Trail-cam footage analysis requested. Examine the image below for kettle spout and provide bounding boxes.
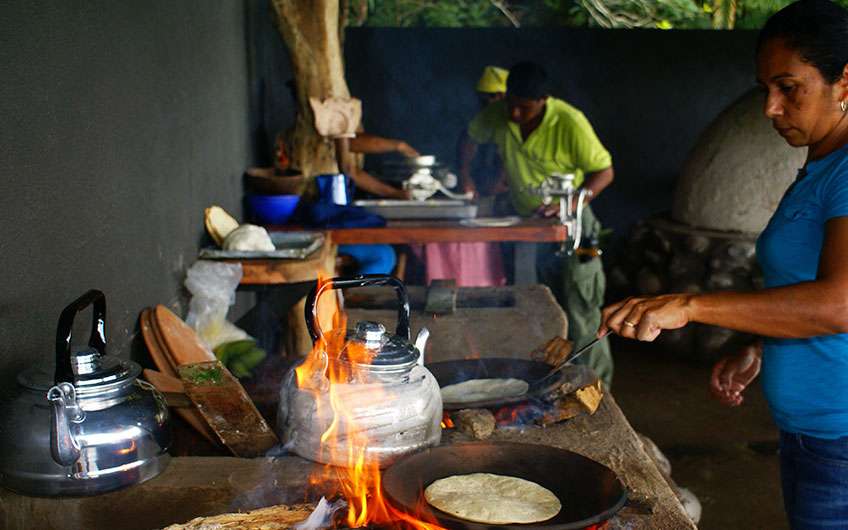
[414,327,430,366]
[47,383,85,467]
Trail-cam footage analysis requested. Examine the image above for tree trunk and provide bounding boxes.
[271,0,350,178]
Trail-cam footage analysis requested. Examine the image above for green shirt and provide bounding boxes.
[468,97,612,216]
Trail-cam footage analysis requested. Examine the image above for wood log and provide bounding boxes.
[454,409,496,440]
[162,503,316,530]
[574,379,604,414]
[271,0,350,178]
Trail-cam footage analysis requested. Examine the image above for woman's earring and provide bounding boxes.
[841,100,847,112]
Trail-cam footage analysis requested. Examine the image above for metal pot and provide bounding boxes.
[277,275,442,467]
[0,290,171,496]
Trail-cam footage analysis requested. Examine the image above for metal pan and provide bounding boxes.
[427,358,595,410]
[382,442,627,529]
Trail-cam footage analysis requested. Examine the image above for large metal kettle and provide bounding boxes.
[277,275,442,467]
[0,290,171,496]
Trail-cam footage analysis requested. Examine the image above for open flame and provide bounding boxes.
[295,276,446,529]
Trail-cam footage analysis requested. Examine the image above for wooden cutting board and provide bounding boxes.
[140,308,177,378]
[178,360,278,457]
[153,305,278,456]
[152,305,216,366]
[140,310,219,445]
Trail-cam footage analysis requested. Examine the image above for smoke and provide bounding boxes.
[293,497,348,530]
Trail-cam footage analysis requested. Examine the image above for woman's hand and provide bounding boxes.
[598,294,694,341]
[709,343,762,407]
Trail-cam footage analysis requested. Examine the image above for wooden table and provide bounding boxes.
[324,218,566,285]
[328,218,566,244]
[0,393,694,530]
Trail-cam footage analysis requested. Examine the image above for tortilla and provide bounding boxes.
[439,378,529,404]
[424,473,561,524]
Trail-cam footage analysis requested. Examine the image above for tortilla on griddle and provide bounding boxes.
[439,378,529,404]
[424,473,561,524]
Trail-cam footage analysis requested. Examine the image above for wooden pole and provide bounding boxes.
[271,0,350,178]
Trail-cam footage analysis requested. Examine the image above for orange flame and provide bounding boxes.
[440,412,454,430]
[297,275,447,529]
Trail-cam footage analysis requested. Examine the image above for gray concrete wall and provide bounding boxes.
[0,2,252,379]
[251,14,759,235]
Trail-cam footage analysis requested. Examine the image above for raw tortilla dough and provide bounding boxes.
[424,473,561,524]
[440,378,529,404]
[223,224,275,251]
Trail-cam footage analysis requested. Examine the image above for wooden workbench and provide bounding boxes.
[0,393,694,530]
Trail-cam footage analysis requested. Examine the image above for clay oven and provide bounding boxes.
[611,89,804,359]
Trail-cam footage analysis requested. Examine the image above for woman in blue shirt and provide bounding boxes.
[600,1,848,527]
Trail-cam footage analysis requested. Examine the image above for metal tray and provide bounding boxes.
[198,231,324,260]
[354,199,478,220]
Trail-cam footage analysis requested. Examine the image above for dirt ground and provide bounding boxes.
[611,339,787,530]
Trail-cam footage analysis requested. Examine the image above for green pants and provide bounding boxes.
[536,206,613,388]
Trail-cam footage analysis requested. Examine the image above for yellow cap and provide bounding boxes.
[476,66,508,94]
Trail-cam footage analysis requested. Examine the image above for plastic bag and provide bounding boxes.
[184,261,251,349]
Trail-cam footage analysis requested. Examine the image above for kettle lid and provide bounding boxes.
[342,321,419,372]
[19,347,140,394]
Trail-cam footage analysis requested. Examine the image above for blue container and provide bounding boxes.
[247,194,300,225]
[315,173,352,205]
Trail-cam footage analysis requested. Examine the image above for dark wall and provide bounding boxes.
[0,2,252,378]
[252,18,759,234]
[345,28,759,232]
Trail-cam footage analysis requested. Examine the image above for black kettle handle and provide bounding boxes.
[305,275,410,346]
[54,290,107,385]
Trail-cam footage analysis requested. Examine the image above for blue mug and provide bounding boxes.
[315,174,352,205]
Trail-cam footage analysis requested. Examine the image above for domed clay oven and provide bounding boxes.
[610,89,804,360]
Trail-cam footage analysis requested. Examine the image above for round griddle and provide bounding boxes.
[428,358,590,410]
[382,442,626,530]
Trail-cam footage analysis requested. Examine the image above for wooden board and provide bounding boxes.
[178,360,279,457]
[153,305,216,366]
[140,309,177,378]
[140,311,219,445]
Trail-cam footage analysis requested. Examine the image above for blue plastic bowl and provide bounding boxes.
[247,194,300,225]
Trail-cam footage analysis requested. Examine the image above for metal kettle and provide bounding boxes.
[0,290,171,496]
[277,275,442,467]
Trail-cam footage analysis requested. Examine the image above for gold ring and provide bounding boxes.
[623,320,636,327]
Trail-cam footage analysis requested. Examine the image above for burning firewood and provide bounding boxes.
[530,336,574,366]
[453,408,496,439]
[574,379,604,414]
[161,503,316,530]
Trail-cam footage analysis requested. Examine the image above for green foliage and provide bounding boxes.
[346,0,848,30]
[348,0,513,27]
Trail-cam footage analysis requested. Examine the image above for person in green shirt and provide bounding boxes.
[459,61,615,387]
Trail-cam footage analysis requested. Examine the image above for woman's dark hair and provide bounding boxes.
[757,0,848,83]
[507,61,550,99]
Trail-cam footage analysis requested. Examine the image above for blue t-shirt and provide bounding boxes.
[757,145,848,438]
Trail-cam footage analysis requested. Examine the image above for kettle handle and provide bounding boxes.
[54,290,107,385]
[305,275,410,346]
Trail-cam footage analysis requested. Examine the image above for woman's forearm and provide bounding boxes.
[690,281,848,338]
